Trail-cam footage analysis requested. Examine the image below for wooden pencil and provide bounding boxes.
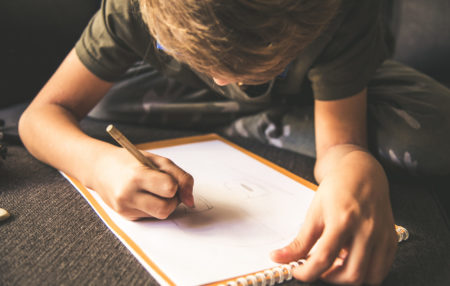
[106,124,158,170]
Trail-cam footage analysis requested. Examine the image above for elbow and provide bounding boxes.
[18,103,43,156]
[18,105,33,148]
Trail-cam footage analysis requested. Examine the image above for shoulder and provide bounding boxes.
[75,0,153,81]
[102,0,142,25]
[307,0,389,100]
[102,0,151,52]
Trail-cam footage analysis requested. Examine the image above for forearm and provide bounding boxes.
[19,103,116,188]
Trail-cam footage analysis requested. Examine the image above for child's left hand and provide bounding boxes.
[271,150,398,285]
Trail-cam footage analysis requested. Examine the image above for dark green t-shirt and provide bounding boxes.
[75,0,388,101]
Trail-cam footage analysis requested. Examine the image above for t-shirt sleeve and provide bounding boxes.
[75,0,152,82]
[308,1,389,101]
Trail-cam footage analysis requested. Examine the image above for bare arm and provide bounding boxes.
[19,49,194,219]
[314,89,368,182]
[19,49,114,184]
[272,89,397,285]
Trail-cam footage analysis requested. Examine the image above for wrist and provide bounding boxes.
[316,150,391,218]
[75,139,119,189]
[314,144,371,182]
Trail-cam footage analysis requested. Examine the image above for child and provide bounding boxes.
[19,0,450,285]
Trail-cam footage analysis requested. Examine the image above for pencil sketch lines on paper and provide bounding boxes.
[168,189,294,247]
[171,194,214,218]
[219,163,296,198]
[224,179,269,199]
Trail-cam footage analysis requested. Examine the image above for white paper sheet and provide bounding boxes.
[62,137,315,286]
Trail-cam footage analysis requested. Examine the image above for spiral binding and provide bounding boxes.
[219,225,409,286]
[219,259,305,286]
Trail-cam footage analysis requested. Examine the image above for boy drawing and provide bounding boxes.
[19,0,450,285]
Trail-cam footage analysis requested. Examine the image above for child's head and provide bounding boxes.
[139,0,339,85]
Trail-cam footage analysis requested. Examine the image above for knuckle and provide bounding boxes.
[129,172,141,186]
[288,238,304,253]
[154,210,171,220]
[314,252,335,268]
[113,206,126,215]
[113,204,132,218]
[153,200,176,219]
[160,178,178,197]
[340,208,359,229]
[158,157,173,166]
[179,172,194,187]
[124,170,142,189]
[111,193,129,214]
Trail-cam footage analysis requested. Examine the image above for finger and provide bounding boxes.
[135,166,179,199]
[292,225,351,282]
[160,163,194,208]
[364,227,397,285]
[321,229,374,285]
[147,154,195,208]
[271,212,323,263]
[132,191,180,219]
[105,193,157,220]
[316,246,350,280]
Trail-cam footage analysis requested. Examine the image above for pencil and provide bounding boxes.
[106,124,158,170]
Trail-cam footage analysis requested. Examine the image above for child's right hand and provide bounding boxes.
[17,48,194,221]
[92,147,194,220]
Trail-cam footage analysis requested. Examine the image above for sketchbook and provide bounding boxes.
[61,134,318,286]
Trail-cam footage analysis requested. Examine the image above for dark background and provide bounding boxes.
[0,0,100,108]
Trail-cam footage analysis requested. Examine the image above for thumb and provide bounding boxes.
[271,216,322,263]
